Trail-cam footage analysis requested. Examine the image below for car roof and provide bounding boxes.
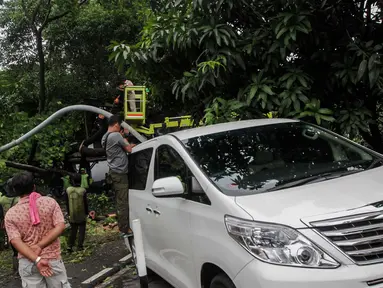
[170,118,298,141]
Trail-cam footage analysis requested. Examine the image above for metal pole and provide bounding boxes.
[132,219,149,288]
[0,105,147,153]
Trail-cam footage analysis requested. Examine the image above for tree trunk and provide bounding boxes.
[28,31,46,164]
[36,31,46,113]
[5,161,80,181]
[27,141,38,165]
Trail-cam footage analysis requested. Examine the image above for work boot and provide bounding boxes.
[119,228,133,238]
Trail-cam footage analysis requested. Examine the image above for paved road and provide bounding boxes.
[116,272,173,288]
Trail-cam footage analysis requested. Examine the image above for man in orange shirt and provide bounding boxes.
[5,172,70,287]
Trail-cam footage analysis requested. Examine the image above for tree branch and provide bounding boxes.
[39,0,52,32]
[5,161,80,181]
[41,0,88,30]
[43,10,70,28]
[78,0,88,6]
[31,0,43,26]
[20,0,27,15]
[20,0,34,31]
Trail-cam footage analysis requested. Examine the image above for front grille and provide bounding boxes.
[311,211,383,265]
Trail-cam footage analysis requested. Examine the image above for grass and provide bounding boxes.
[0,248,13,276]
[61,218,120,264]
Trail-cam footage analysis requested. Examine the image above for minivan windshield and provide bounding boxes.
[182,122,382,196]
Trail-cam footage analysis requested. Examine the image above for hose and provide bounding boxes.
[0,105,147,153]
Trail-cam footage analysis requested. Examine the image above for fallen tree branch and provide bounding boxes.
[5,161,80,180]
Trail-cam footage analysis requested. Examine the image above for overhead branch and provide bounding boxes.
[20,0,27,14]
[41,0,88,30]
[5,161,81,180]
[78,0,88,6]
[31,0,43,26]
[20,0,33,29]
[39,0,52,32]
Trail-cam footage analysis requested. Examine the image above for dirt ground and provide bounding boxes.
[115,273,173,288]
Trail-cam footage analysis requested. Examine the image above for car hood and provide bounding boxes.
[234,167,383,228]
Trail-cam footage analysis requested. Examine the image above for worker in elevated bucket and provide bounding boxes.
[79,78,136,159]
[64,169,90,253]
[113,78,136,113]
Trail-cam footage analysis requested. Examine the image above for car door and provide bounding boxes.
[128,145,157,263]
[146,137,197,288]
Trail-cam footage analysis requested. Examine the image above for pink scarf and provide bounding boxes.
[29,192,41,226]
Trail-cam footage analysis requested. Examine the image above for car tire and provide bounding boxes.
[210,274,236,288]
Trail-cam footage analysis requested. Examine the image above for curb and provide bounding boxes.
[94,266,136,288]
[81,254,132,288]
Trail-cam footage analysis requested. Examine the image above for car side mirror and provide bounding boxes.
[191,177,204,194]
[152,176,185,198]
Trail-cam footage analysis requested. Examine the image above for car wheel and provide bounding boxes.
[210,274,236,288]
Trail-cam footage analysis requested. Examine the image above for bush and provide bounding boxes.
[87,193,114,215]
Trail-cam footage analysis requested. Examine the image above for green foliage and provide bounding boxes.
[104,216,117,225]
[110,0,383,152]
[0,0,147,183]
[87,193,114,215]
[204,98,244,125]
[45,0,146,103]
[0,105,81,169]
[61,218,119,264]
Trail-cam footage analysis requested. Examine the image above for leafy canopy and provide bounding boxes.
[111,0,383,151]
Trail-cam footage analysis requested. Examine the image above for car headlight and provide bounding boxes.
[225,215,339,268]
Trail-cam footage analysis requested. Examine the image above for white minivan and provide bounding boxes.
[128,118,383,288]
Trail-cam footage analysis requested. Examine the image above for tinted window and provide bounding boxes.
[155,145,188,184]
[155,145,211,205]
[182,122,380,196]
[129,148,153,190]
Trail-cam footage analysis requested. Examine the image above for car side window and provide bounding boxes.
[155,145,188,185]
[129,148,154,190]
[155,145,210,205]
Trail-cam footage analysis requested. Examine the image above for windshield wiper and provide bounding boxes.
[266,169,361,192]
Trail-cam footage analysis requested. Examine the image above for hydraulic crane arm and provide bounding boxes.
[0,105,147,154]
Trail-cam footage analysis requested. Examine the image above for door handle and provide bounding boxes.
[146,206,153,213]
[153,209,161,216]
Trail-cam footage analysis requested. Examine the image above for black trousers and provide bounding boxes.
[68,222,86,249]
[11,244,17,256]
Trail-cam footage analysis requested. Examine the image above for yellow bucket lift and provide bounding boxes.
[124,86,147,123]
[124,86,198,136]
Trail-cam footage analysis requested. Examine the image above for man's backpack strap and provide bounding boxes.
[103,132,111,151]
[104,132,127,154]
